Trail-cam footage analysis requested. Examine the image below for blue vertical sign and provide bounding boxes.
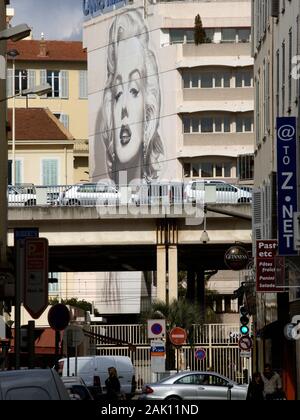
[277,117,298,256]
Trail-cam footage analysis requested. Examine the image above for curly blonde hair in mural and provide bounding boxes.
[99,8,164,183]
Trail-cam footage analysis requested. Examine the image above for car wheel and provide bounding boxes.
[67,199,80,206]
[165,395,182,401]
[25,199,36,207]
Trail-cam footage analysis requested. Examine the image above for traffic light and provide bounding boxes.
[239,306,250,336]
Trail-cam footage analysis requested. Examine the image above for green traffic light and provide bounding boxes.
[240,325,249,335]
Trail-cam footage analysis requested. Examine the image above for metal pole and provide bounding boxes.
[176,347,179,372]
[55,330,60,371]
[15,239,24,369]
[75,342,78,377]
[28,320,35,369]
[12,58,15,185]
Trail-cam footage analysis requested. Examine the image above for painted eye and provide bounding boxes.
[115,91,122,101]
[130,88,139,97]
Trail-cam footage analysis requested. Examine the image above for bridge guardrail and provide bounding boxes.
[7,181,252,208]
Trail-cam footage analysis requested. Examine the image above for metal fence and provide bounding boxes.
[90,324,251,385]
[8,181,252,207]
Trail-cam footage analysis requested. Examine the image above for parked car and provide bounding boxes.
[57,183,120,206]
[58,356,136,399]
[61,376,94,400]
[139,371,249,400]
[8,185,59,207]
[0,369,70,400]
[8,185,36,207]
[185,180,252,205]
[133,182,185,206]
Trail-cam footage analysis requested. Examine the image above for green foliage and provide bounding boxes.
[194,14,208,45]
[49,297,92,313]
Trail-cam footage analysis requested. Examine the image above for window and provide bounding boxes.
[42,159,58,185]
[54,113,69,130]
[8,160,22,185]
[183,161,232,179]
[221,28,236,43]
[236,116,254,132]
[175,375,203,385]
[237,29,251,43]
[49,272,59,293]
[183,71,231,89]
[237,154,254,180]
[236,69,253,88]
[79,70,88,99]
[182,115,232,133]
[42,70,69,98]
[14,70,28,95]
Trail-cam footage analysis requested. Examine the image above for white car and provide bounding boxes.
[7,185,36,207]
[185,180,252,205]
[57,183,120,206]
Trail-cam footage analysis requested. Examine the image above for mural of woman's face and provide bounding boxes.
[113,37,145,166]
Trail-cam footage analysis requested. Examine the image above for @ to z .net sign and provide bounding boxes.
[277,117,298,256]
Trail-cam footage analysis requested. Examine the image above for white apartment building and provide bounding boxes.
[252,0,300,400]
[81,0,254,319]
[84,0,254,186]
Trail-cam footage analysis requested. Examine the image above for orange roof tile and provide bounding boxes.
[7,108,74,141]
[7,40,87,62]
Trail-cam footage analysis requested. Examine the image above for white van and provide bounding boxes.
[59,356,136,398]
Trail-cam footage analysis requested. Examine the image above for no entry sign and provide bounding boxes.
[169,327,187,346]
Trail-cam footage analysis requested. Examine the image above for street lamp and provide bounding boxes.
[0,23,31,41]
[7,49,19,186]
[200,205,210,244]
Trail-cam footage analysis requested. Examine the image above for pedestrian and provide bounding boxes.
[246,372,264,400]
[105,367,122,400]
[261,364,284,400]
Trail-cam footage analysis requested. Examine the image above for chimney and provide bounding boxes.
[38,33,47,57]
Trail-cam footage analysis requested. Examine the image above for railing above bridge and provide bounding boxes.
[8,181,252,208]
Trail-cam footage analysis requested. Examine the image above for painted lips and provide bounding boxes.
[120,125,132,146]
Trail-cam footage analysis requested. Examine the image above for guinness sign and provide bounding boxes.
[224,246,249,271]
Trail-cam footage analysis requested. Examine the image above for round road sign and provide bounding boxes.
[195,348,206,361]
[151,323,163,336]
[169,327,187,346]
[238,336,253,351]
[48,304,70,331]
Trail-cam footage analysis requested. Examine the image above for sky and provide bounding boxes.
[10,0,84,41]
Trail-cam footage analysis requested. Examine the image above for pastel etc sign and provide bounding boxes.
[83,0,127,18]
[277,117,298,256]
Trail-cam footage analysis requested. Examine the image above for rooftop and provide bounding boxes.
[7,40,87,62]
[7,108,74,141]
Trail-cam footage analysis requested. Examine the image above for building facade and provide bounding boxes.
[82,0,254,318]
[6,38,88,184]
[84,0,254,186]
[252,0,300,400]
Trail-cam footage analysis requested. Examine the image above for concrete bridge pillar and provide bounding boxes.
[168,245,178,304]
[157,245,166,303]
[156,244,178,304]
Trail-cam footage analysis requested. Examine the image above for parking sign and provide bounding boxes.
[24,238,49,319]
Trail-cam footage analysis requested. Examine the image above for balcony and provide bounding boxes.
[183,87,254,102]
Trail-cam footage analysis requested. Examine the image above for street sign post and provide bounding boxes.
[147,320,166,339]
[150,339,166,373]
[195,348,206,361]
[169,327,187,346]
[23,238,49,319]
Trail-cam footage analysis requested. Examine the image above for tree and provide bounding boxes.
[49,297,93,313]
[194,14,207,45]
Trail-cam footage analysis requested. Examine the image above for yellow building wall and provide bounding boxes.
[8,143,74,185]
[7,62,88,141]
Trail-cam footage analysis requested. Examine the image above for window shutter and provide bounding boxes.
[28,69,36,98]
[79,70,88,99]
[253,188,262,256]
[6,68,13,98]
[60,70,69,99]
[42,160,58,185]
[60,114,69,130]
[15,160,22,184]
[40,69,47,98]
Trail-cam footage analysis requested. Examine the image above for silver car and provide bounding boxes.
[139,371,248,400]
